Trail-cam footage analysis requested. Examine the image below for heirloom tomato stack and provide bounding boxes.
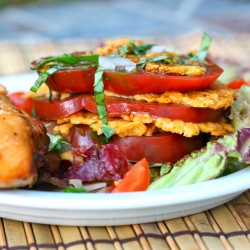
[29,35,236,191]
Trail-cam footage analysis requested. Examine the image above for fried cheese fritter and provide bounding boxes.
[104,84,237,110]
[94,38,144,56]
[54,111,234,138]
[145,62,206,76]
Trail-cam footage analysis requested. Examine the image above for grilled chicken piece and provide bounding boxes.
[0,85,49,188]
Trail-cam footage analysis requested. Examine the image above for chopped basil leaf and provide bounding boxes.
[101,124,115,139]
[64,186,88,193]
[30,65,59,96]
[32,54,99,71]
[47,132,71,152]
[136,55,168,68]
[118,42,132,56]
[191,32,212,61]
[132,43,154,55]
[90,128,109,143]
[94,67,115,140]
[118,40,154,56]
[30,55,99,95]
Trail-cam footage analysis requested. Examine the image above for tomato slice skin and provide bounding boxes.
[227,78,247,89]
[34,94,86,120]
[47,61,223,95]
[68,125,207,164]
[83,95,225,122]
[34,93,225,122]
[8,92,33,115]
[110,133,208,163]
[112,158,150,193]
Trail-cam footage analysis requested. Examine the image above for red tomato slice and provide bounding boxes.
[8,92,33,115]
[34,94,86,120]
[69,125,207,163]
[112,158,150,193]
[227,78,247,89]
[47,61,223,95]
[34,93,225,122]
[110,133,208,163]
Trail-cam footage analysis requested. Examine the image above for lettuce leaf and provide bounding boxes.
[148,128,250,190]
[229,85,250,130]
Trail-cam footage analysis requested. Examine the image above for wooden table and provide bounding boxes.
[0,33,250,250]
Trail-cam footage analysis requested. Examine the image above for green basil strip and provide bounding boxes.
[32,54,99,71]
[118,43,131,56]
[132,43,154,55]
[90,128,109,143]
[193,32,212,61]
[94,67,115,139]
[136,55,168,68]
[118,40,154,56]
[30,66,59,94]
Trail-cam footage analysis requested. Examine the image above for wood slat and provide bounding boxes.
[164,218,199,250]
[157,221,179,250]
[183,216,208,250]
[140,223,170,250]
[31,223,56,250]
[3,219,28,248]
[133,224,152,250]
[205,211,233,250]
[23,222,37,250]
[0,219,7,250]
[210,205,250,249]
[79,226,95,250]
[87,227,115,250]
[189,212,226,250]
[228,193,250,243]
[57,225,85,250]
[106,226,123,250]
[50,225,65,250]
[113,225,143,250]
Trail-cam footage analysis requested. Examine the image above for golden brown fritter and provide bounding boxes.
[94,38,144,56]
[104,83,237,110]
[145,62,206,76]
[54,111,233,138]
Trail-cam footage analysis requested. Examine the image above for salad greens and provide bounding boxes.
[229,85,250,130]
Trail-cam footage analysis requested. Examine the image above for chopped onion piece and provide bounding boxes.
[69,179,108,192]
[99,56,136,72]
[148,45,167,53]
[82,182,108,191]
[69,179,83,188]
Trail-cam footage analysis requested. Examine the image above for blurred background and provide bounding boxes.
[1,0,250,40]
[0,0,250,76]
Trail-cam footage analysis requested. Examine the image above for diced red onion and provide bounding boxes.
[99,56,136,72]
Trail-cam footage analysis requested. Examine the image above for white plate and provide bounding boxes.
[0,73,249,226]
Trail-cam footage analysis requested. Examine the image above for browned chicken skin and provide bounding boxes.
[0,85,49,188]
